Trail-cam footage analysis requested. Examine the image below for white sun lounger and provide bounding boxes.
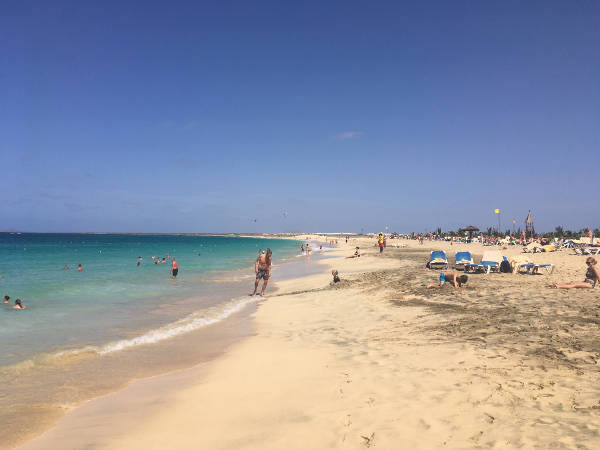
[515,263,555,275]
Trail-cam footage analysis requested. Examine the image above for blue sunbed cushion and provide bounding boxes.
[455,252,472,261]
[430,251,447,261]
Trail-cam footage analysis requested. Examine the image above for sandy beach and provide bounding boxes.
[20,236,600,449]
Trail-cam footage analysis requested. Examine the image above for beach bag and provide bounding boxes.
[500,260,512,273]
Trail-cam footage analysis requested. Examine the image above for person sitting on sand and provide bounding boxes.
[3,295,9,304]
[550,257,599,289]
[427,271,468,289]
[332,270,340,283]
[13,299,25,309]
[346,247,360,258]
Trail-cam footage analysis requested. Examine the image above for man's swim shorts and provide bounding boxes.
[256,269,269,280]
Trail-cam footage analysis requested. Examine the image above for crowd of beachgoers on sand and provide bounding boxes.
[364,229,599,290]
[392,227,598,248]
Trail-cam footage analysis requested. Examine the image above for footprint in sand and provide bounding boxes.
[344,414,352,427]
[419,418,431,430]
[470,430,484,443]
[361,432,375,447]
[341,372,352,384]
[484,413,495,424]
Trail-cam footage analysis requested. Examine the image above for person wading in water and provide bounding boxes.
[253,248,272,296]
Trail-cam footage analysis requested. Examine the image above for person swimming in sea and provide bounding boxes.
[13,299,26,309]
[550,257,599,289]
[3,295,9,304]
[77,264,83,272]
[427,271,468,289]
[64,264,69,270]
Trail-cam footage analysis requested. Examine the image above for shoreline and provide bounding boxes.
[3,239,311,449]
[18,237,600,449]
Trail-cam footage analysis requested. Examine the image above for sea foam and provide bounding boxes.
[98,295,259,354]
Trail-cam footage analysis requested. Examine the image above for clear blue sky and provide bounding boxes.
[2,1,598,233]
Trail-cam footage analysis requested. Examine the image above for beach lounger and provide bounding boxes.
[454,251,473,270]
[479,250,503,273]
[464,263,486,274]
[516,263,555,275]
[428,250,448,269]
[574,248,600,255]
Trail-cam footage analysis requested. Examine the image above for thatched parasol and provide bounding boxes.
[525,210,535,237]
[459,225,480,240]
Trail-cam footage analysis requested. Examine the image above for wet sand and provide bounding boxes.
[20,238,600,449]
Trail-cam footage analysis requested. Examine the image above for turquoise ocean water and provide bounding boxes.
[0,234,301,369]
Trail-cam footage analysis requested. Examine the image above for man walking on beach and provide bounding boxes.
[253,248,272,296]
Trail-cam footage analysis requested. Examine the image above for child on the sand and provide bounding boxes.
[346,247,360,258]
[427,271,468,289]
[332,270,340,283]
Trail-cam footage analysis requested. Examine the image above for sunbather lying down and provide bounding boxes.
[550,257,599,289]
[427,271,468,289]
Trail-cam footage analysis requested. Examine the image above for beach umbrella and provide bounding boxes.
[459,225,479,240]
